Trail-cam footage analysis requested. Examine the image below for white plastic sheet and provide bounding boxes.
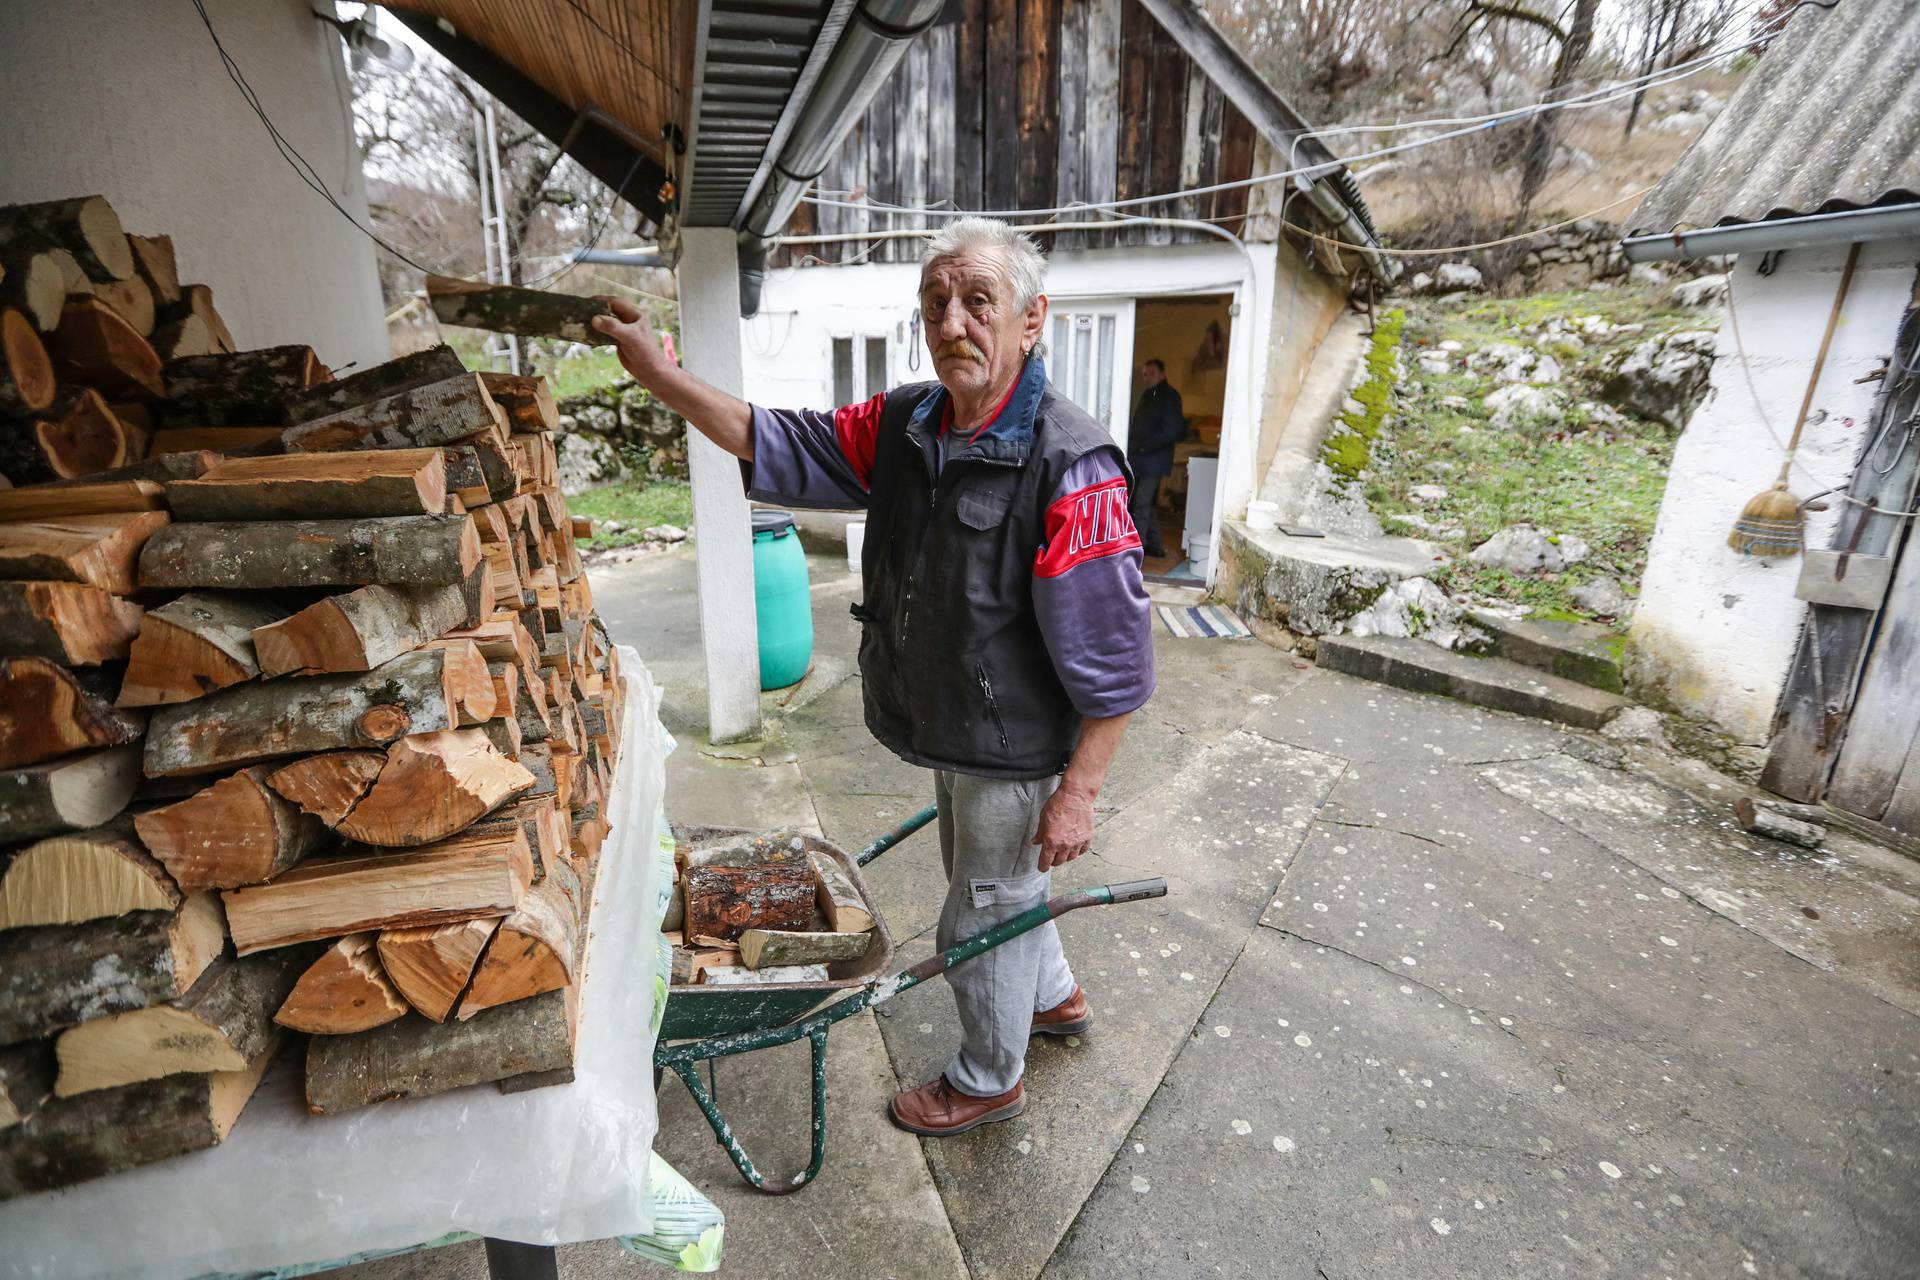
[3,648,672,1279]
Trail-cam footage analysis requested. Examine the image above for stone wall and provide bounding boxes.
[552,380,689,494]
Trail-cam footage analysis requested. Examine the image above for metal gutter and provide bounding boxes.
[1620,203,1920,262]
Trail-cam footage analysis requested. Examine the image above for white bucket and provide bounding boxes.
[1189,533,1217,578]
[845,520,866,573]
[1245,501,1279,532]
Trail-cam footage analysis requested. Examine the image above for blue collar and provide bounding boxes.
[907,356,1048,466]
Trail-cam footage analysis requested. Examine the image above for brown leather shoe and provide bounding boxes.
[888,1075,1025,1136]
[1032,985,1092,1037]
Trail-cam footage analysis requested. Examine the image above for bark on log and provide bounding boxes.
[685,831,812,870]
[0,308,54,414]
[0,581,142,665]
[461,426,519,501]
[265,751,386,826]
[0,746,141,843]
[378,917,498,1023]
[165,447,447,521]
[142,642,491,776]
[737,928,870,969]
[44,298,164,399]
[426,277,613,346]
[0,252,67,333]
[0,893,223,1045]
[811,853,874,934]
[252,576,473,677]
[477,371,559,432]
[1735,795,1827,826]
[0,1038,276,1199]
[701,963,829,986]
[284,345,471,425]
[0,817,182,929]
[683,864,816,942]
[0,510,168,594]
[281,373,506,454]
[1735,801,1826,849]
[220,824,533,954]
[458,876,577,1018]
[170,284,235,353]
[117,590,286,707]
[161,345,329,426]
[335,729,534,847]
[138,512,479,591]
[94,275,154,337]
[134,766,331,892]
[0,656,145,768]
[0,198,134,283]
[53,947,311,1096]
[127,235,181,307]
[0,478,163,521]
[35,389,141,478]
[0,1042,53,1129]
[274,933,407,1034]
[443,444,490,506]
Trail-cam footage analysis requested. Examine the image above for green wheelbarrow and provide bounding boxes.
[655,806,1167,1195]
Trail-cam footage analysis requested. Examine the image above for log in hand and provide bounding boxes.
[591,297,670,382]
[590,296,754,459]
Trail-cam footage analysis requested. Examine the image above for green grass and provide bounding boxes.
[1365,285,1697,620]
[1321,308,1405,484]
[568,480,693,549]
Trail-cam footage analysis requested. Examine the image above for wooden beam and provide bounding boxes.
[0,893,223,1045]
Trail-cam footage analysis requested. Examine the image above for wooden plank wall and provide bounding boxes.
[773,0,1257,267]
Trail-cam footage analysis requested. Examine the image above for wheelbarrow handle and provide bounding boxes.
[1101,877,1170,905]
[855,803,939,866]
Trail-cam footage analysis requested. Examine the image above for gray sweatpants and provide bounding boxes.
[934,769,1078,1097]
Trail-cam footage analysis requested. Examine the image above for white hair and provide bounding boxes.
[919,217,1047,309]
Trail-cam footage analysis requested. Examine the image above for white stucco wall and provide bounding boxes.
[1629,239,1920,743]
[0,0,388,371]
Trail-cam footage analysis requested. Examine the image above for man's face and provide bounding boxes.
[1141,362,1163,388]
[920,250,1047,401]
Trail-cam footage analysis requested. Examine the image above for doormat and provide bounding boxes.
[1157,604,1252,639]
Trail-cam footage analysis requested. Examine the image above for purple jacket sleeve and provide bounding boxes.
[1032,449,1156,718]
[739,399,875,511]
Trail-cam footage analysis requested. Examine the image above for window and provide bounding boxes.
[832,335,890,405]
[1047,308,1125,429]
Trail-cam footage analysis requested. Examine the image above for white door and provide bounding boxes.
[1048,302,1134,450]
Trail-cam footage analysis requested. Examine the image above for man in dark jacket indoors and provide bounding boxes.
[1126,359,1183,557]
[594,218,1154,1137]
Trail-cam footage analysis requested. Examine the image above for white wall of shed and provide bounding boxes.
[0,0,388,371]
[1628,239,1920,744]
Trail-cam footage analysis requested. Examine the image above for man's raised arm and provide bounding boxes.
[593,298,754,460]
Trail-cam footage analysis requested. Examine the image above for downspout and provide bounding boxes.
[734,0,946,316]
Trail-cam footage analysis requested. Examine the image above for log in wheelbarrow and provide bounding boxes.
[655,806,1167,1195]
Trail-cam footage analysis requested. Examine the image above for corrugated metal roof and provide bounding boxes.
[1626,0,1920,238]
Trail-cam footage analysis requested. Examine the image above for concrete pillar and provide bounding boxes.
[676,228,763,744]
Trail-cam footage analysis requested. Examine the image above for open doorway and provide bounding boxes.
[1129,294,1233,581]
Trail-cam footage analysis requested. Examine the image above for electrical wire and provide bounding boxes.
[1286,185,1657,257]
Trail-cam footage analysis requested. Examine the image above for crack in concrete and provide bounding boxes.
[1317,817,1449,848]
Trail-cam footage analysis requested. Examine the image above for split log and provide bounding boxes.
[683,863,816,942]
[0,510,168,594]
[161,284,235,354]
[220,824,533,954]
[661,882,683,933]
[281,372,506,454]
[462,426,519,501]
[0,657,145,768]
[811,853,874,934]
[274,933,407,1034]
[94,275,154,337]
[304,986,572,1115]
[117,591,287,707]
[0,747,141,842]
[32,447,213,489]
[134,766,330,891]
[458,878,578,1018]
[53,947,311,1096]
[0,893,223,1045]
[0,1039,277,1199]
[142,641,493,776]
[138,512,479,591]
[0,308,54,414]
[737,928,870,970]
[164,447,447,520]
[0,478,163,521]
[700,963,829,986]
[146,425,284,454]
[426,277,612,345]
[0,818,181,929]
[252,575,474,677]
[477,371,559,432]
[378,917,498,1023]
[151,313,212,362]
[465,795,565,884]
[685,830,812,870]
[477,715,522,760]
[335,729,534,847]
[162,345,328,425]
[0,1043,53,1129]
[265,750,386,826]
[500,662,551,744]
[50,248,90,296]
[0,251,67,332]
[285,344,468,425]
[127,234,181,306]
[34,389,142,478]
[0,197,134,283]
[1735,799,1826,849]
[0,581,143,664]
[443,444,490,506]
[44,298,164,399]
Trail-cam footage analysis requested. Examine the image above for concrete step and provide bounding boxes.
[1219,521,1448,636]
[1470,612,1627,693]
[1317,633,1630,729]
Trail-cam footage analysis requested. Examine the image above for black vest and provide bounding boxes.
[853,360,1124,780]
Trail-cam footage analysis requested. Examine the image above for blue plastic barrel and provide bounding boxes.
[751,507,813,689]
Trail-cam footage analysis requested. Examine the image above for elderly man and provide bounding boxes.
[594,218,1154,1136]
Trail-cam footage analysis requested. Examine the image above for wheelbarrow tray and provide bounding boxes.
[659,824,897,1042]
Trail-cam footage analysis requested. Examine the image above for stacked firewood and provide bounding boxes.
[0,196,625,1200]
[664,832,876,986]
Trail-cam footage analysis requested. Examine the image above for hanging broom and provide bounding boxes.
[1728,243,1861,556]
